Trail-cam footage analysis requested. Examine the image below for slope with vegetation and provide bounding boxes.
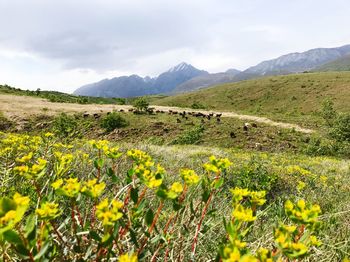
[153,71,350,128]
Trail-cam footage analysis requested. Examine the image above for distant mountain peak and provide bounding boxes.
[167,62,193,72]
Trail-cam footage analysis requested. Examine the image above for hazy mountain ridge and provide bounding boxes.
[74,44,350,97]
[241,44,350,76]
[74,62,208,97]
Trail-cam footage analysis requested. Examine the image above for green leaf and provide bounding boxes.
[0,198,16,216]
[129,229,139,247]
[34,242,50,260]
[15,244,30,258]
[202,189,211,202]
[24,214,36,241]
[3,230,23,245]
[89,231,101,242]
[93,158,104,169]
[130,187,139,204]
[106,167,119,183]
[213,178,224,189]
[145,209,154,226]
[156,189,168,200]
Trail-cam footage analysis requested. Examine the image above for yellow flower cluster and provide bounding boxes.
[274,224,320,259]
[36,202,61,220]
[284,199,321,227]
[89,139,109,151]
[13,157,47,179]
[81,179,106,198]
[127,149,152,163]
[0,193,30,232]
[52,178,81,198]
[119,253,138,262]
[232,204,256,222]
[166,182,184,199]
[203,155,232,174]
[96,198,123,227]
[128,149,165,189]
[180,169,200,186]
[230,187,266,206]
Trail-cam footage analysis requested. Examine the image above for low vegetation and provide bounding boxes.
[153,72,350,128]
[0,132,349,261]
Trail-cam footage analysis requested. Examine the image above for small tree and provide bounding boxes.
[329,113,350,143]
[101,112,128,132]
[133,98,149,113]
[321,99,337,126]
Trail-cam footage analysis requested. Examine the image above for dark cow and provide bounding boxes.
[230,131,236,138]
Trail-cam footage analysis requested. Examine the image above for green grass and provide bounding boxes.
[7,111,316,155]
[152,72,350,128]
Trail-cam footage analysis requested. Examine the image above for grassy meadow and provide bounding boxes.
[0,74,349,261]
[153,72,350,129]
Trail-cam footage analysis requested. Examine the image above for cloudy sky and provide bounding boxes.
[1,0,350,93]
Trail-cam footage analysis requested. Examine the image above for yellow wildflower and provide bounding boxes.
[119,253,138,262]
[36,202,61,220]
[81,179,106,198]
[232,204,256,222]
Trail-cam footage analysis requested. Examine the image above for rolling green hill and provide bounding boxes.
[315,54,350,71]
[153,72,350,126]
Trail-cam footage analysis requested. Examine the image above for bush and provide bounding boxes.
[321,99,337,126]
[101,112,128,132]
[52,113,79,137]
[0,112,13,131]
[191,102,206,109]
[172,125,204,145]
[133,98,149,112]
[329,113,350,143]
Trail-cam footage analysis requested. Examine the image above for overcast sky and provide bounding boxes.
[0,0,350,93]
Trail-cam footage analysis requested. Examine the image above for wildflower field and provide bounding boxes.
[0,131,349,261]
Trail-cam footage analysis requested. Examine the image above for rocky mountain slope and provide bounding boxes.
[74,44,350,97]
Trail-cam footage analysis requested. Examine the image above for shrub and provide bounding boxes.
[100,112,128,132]
[329,113,350,143]
[172,125,204,145]
[0,112,13,131]
[191,102,206,109]
[321,99,337,126]
[52,113,79,137]
[133,97,149,112]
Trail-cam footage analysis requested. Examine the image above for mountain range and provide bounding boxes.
[74,44,350,97]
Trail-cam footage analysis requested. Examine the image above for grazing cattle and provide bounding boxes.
[209,113,214,117]
[207,115,211,120]
[128,108,134,112]
[93,113,101,119]
[252,123,258,128]
[119,109,125,112]
[230,131,236,138]
[216,117,221,123]
[107,112,111,115]
[185,116,188,120]
[255,143,263,150]
[243,123,250,132]
[176,118,181,123]
[216,113,222,118]
[156,110,161,113]
[83,113,89,118]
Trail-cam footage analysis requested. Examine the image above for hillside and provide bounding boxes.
[315,54,350,71]
[171,69,241,94]
[153,72,350,126]
[239,44,350,77]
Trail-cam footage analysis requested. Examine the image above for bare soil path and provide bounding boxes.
[0,94,314,133]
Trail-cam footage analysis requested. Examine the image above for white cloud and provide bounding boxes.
[0,0,350,92]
